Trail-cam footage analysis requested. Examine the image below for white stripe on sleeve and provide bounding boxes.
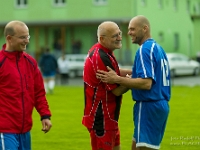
[139,45,147,78]
[150,43,155,79]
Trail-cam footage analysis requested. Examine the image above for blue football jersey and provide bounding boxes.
[131,39,171,101]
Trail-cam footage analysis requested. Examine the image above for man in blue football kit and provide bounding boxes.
[96,15,171,150]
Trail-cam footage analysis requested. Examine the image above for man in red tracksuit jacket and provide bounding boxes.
[0,20,52,150]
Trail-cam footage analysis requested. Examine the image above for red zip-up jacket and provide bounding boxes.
[0,44,51,133]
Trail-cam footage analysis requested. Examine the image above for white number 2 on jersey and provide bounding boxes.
[161,59,170,86]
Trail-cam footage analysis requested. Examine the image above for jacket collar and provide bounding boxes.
[2,44,23,60]
[97,43,113,55]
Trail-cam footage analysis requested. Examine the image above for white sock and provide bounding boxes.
[49,80,55,91]
[44,82,49,93]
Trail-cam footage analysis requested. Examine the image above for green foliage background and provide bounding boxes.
[32,86,200,150]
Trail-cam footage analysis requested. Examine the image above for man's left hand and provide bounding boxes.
[41,119,52,133]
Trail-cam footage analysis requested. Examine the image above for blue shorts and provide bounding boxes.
[0,132,31,150]
[133,100,169,149]
[43,71,56,78]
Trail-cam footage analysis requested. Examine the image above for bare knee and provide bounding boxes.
[113,145,120,150]
[132,140,140,150]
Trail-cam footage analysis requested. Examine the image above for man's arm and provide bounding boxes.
[111,85,129,96]
[97,66,152,90]
[119,68,132,77]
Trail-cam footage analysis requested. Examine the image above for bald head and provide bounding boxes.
[4,21,27,37]
[130,15,150,31]
[4,20,29,52]
[97,21,119,41]
[128,15,151,45]
[97,21,122,51]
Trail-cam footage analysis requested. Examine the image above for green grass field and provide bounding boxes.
[31,85,200,150]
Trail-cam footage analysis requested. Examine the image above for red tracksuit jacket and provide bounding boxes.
[82,43,122,130]
[0,44,51,133]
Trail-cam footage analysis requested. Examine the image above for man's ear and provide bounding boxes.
[99,36,104,42]
[6,35,12,42]
[143,25,148,33]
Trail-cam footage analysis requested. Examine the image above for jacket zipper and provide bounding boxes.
[16,54,25,133]
[25,75,28,89]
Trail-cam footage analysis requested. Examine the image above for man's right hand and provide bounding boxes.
[96,66,119,84]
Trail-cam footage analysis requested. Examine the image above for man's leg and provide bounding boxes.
[44,78,49,93]
[89,129,120,150]
[132,140,139,150]
[132,140,156,150]
[48,77,55,94]
[140,147,156,150]
[113,145,120,150]
[19,132,31,150]
[0,133,18,150]
[96,145,120,150]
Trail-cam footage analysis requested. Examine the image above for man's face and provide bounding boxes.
[101,27,122,51]
[128,19,144,45]
[9,25,30,51]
